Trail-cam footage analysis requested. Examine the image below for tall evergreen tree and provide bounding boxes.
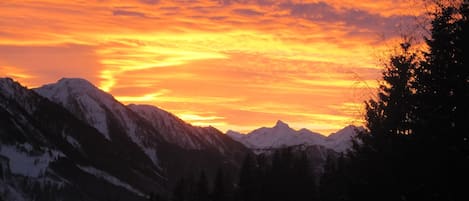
[172,178,186,201]
[344,1,469,201]
[347,39,419,201]
[238,154,258,201]
[212,168,225,201]
[196,171,210,201]
[412,2,469,199]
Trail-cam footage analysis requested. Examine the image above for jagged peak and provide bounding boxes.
[0,77,29,98]
[273,120,290,129]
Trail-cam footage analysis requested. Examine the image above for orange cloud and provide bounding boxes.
[0,0,427,135]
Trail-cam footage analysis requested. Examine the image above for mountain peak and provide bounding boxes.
[0,77,30,99]
[35,77,112,101]
[274,120,289,129]
[0,77,16,90]
[56,77,97,90]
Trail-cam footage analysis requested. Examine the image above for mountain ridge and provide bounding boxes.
[226,120,362,153]
[0,77,249,200]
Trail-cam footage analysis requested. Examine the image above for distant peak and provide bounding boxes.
[226,130,243,135]
[57,78,95,88]
[274,120,289,129]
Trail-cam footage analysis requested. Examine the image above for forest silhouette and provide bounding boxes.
[168,2,469,201]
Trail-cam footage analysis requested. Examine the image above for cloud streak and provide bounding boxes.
[0,0,426,134]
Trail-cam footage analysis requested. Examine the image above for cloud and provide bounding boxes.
[139,0,159,5]
[0,0,427,133]
[112,9,147,18]
[0,44,102,87]
[280,1,420,37]
[233,8,263,16]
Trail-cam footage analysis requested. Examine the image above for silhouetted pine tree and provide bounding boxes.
[212,168,225,201]
[411,2,469,200]
[238,154,258,201]
[347,38,419,201]
[320,154,349,201]
[292,152,315,201]
[343,2,469,201]
[195,171,210,201]
[172,178,185,201]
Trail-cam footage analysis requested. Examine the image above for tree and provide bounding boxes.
[238,154,257,201]
[195,171,210,201]
[412,2,469,200]
[345,1,469,201]
[347,38,419,201]
[172,178,185,201]
[212,168,225,201]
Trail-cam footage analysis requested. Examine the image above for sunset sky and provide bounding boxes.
[0,0,427,134]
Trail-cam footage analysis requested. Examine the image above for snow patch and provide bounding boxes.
[75,94,110,139]
[65,135,82,149]
[0,144,63,177]
[77,165,144,196]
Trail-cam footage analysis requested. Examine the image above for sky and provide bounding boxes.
[0,0,427,134]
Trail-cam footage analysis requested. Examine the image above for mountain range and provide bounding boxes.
[0,77,360,200]
[227,120,362,153]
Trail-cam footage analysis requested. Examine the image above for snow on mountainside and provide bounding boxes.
[325,125,363,152]
[226,120,362,152]
[0,77,164,200]
[35,78,162,165]
[128,104,239,153]
[35,78,119,140]
[33,78,248,188]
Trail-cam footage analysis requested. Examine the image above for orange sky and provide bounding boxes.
[0,0,427,134]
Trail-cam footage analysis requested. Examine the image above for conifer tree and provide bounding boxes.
[172,178,185,201]
[212,168,225,201]
[196,171,210,201]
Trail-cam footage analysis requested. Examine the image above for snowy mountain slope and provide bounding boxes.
[226,120,361,152]
[34,78,249,188]
[0,77,164,200]
[325,125,363,152]
[226,120,326,149]
[35,78,164,166]
[128,104,243,153]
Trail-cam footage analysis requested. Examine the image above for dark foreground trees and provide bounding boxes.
[171,148,316,201]
[321,2,468,201]
[169,2,468,201]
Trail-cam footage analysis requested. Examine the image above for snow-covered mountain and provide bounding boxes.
[1,77,249,200]
[128,104,240,154]
[35,78,247,185]
[226,120,362,153]
[324,125,362,152]
[0,77,164,200]
[35,78,164,165]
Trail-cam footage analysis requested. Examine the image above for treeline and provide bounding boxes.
[169,148,316,201]
[157,1,469,201]
[320,1,469,201]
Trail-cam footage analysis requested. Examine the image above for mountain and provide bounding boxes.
[35,78,166,166]
[0,77,163,200]
[324,125,361,152]
[127,104,242,153]
[34,78,248,187]
[0,77,249,200]
[226,120,362,153]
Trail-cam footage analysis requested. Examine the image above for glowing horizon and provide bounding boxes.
[0,0,427,135]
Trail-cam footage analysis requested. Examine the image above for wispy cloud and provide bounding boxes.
[0,0,426,133]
